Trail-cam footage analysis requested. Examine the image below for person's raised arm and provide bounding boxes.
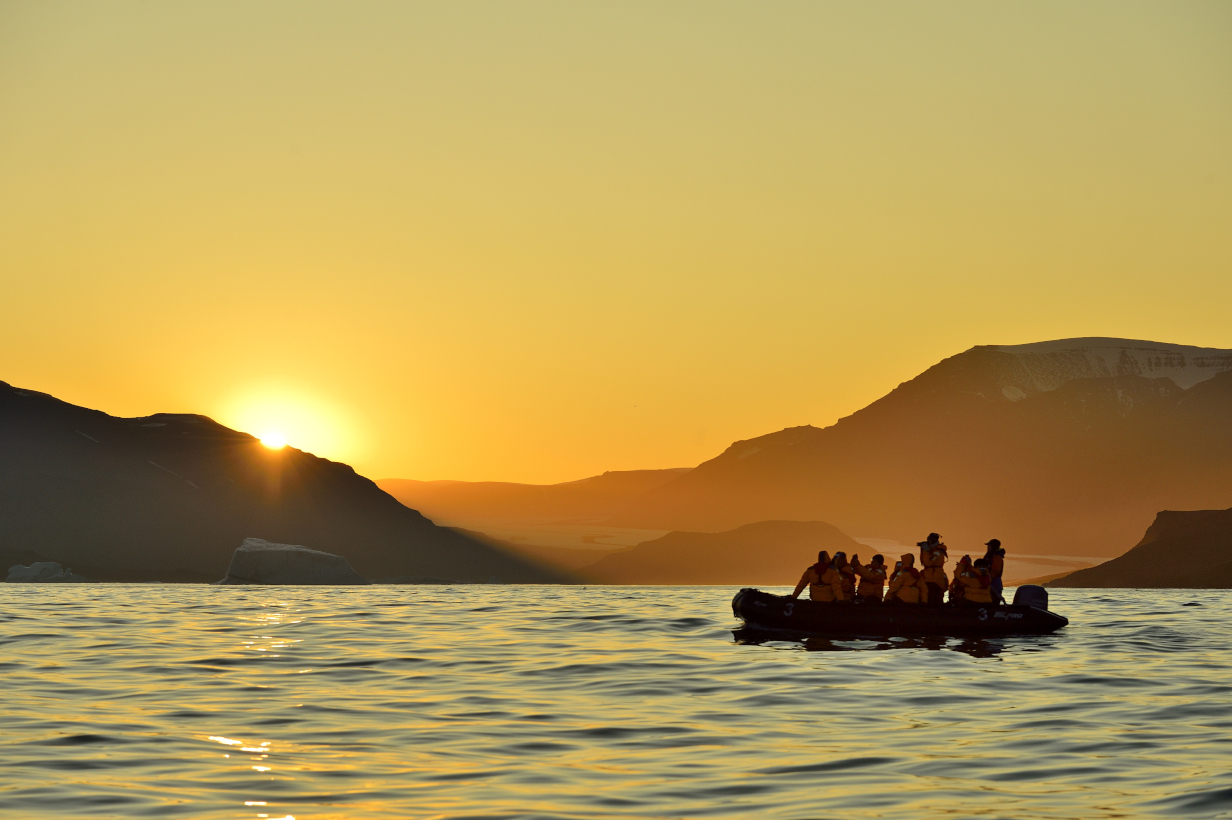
[790,569,810,599]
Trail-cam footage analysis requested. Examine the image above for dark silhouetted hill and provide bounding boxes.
[377,469,691,526]
[0,382,565,583]
[1050,508,1232,587]
[577,520,866,585]
[605,339,1232,558]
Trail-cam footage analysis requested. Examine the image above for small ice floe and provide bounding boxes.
[216,538,369,585]
[6,562,93,583]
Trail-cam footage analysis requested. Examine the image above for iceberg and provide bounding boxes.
[216,538,369,585]
[6,562,92,583]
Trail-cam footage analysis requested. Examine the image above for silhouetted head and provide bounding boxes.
[900,553,915,568]
[817,550,831,565]
[872,554,885,566]
[832,551,847,567]
[974,558,989,570]
[928,532,941,544]
[984,539,1001,553]
[957,554,972,568]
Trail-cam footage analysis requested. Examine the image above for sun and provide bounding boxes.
[220,385,360,462]
[260,432,287,449]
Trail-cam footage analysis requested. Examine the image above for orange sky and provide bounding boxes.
[2,2,1230,483]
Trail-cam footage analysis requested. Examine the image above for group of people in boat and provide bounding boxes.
[789,533,1007,606]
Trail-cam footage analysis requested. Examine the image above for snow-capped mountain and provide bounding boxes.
[991,338,1232,398]
[606,338,1232,558]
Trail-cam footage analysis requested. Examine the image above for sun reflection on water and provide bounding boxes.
[4,586,1232,819]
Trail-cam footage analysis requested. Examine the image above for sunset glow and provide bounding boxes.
[1,3,1229,485]
[260,432,287,450]
[1,5,1230,820]
[221,387,358,462]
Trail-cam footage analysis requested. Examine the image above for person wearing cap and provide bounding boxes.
[917,532,949,606]
[790,550,844,602]
[884,553,927,604]
[983,539,1006,604]
[850,553,888,603]
[957,557,994,604]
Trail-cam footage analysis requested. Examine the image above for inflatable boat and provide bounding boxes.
[731,585,1068,638]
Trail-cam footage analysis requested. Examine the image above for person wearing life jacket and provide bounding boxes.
[948,555,973,604]
[850,553,887,603]
[983,539,1006,604]
[957,557,994,605]
[831,552,857,601]
[790,551,844,602]
[917,532,949,606]
[884,553,927,604]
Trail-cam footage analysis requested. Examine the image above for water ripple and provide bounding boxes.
[1,586,1230,818]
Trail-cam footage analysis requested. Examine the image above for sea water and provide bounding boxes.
[1,585,1230,819]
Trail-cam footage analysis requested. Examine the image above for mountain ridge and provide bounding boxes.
[0,381,564,583]
[575,520,866,585]
[603,339,1232,557]
[377,468,691,526]
[1050,508,1232,587]
[992,338,1232,391]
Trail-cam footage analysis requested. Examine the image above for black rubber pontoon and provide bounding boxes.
[732,587,1068,638]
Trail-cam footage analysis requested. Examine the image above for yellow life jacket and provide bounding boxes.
[854,564,887,598]
[946,556,975,600]
[886,568,923,603]
[959,570,993,604]
[920,544,947,569]
[820,566,849,601]
[807,563,844,602]
[920,543,948,587]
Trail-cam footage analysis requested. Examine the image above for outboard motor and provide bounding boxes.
[1013,584,1049,610]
